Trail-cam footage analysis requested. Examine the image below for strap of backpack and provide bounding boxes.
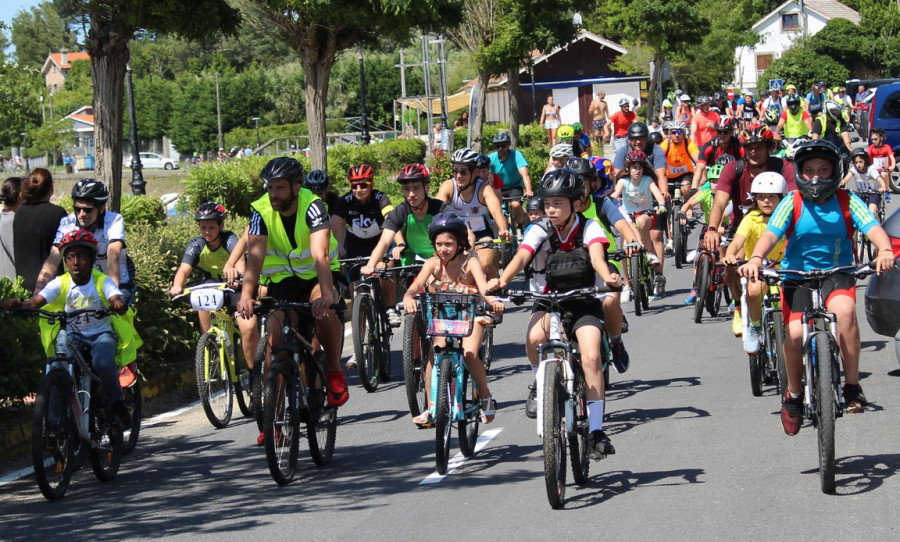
[835,189,857,262]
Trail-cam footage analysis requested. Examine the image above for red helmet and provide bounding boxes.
[716,117,737,132]
[625,150,651,169]
[738,124,774,146]
[397,163,430,184]
[348,163,375,181]
[59,229,99,256]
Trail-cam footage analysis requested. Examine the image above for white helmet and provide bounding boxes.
[824,99,845,121]
[750,171,788,196]
[669,120,688,132]
[550,143,573,158]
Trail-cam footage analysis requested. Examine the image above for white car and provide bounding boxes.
[125,152,179,170]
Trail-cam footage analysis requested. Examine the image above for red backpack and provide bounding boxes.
[783,189,856,262]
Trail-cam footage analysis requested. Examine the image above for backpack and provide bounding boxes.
[535,215,597,291]
[782,189,856,262]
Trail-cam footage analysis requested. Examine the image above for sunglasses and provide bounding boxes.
[670,130,684,135]
[452,168,470,176]
[495,144,508,149]
[74,206,95,214]
[351,181,372,189]
[717,130,731,134]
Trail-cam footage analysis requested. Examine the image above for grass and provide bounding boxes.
[48,168,189,204]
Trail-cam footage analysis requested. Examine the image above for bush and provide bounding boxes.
[0,277,44,407]
[120,194,166,226]
[224,119,348,149]
[183,156,269,217]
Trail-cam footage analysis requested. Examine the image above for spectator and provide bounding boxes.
[609,98,637,152]
[13,168,67,292]
[1,177,23,281]
[855,85,869,108]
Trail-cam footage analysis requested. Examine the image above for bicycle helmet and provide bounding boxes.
[669,120,688,133]
[348,163,375,181]
[567,156,596,180]
[738,124,774,146]
[619,97,630,106]
[662,99,674,108]
[715,153,736,166]
[716,117,737,132]
[625,150,652,170]
[824,99,845,122]
[750,171,788,196]
[649,132,663,145]
[696,95,712,106]
[763,108,780,124]
[850,147,871,165]
[786,95,801,109]
[706,164,724,181]
[557,125,575,140]
[591,156,612,178]
[427,212,469,249]
[397,163,430,184]
[785,84,797,91]
[539,168,585,201]
[260,156,304,185]
[450,147,479,166]
[492,132,511,145]
[475,153,491,169]
[571,122,584,132]
[71,179,110,202]
[194,202,226,222]
[681,94,692,102]
[59,229,99,257]
[305,169,330,193]
[550,143,573,159]
[628,121,650,140]
[525,196,544,213]
[793,139,844,201]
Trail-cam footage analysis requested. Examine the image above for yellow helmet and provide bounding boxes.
[557,124,574,141]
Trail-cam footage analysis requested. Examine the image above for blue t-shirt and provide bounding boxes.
[489,149,529,189]
[612,143,667,171]
[766,190,877,272]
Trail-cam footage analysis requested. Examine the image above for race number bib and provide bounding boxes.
[190,288,225,311]
[669,164,688,176]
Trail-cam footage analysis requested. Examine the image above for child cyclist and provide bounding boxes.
[490,168,622,458]
[525,196,545,225]
[170,202,259,371]
[610,150,667,278]
[402,212,503,426]
[843,148,887,217]
[722,173,787,353]
[740,140,895,434]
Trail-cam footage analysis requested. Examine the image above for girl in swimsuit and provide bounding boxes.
[540,95,562,146]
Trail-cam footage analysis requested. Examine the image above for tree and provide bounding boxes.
[11,2,78,69]
[243,0,461,169]
[859,0,900,77]
[808,18,872,77]
[0,27,9,63]
[447,0,496,152]
[31,118,76,165]
[760,43,850,93]
[55,0,241,211]
[0,62,43,148]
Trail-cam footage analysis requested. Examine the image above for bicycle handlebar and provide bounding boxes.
[760,262,876,283]
[252,297,342,316]
[7,306,115,322]
[506,285,622,306]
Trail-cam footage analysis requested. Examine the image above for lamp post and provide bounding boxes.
[214,72,224,151]
[126,62,145,195]
[252,117,260,149]
[39,94,45,123]
[20,132,29,172]
[358,46,371,145]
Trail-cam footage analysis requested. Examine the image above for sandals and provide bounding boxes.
[413,411,434,428]
[480,396,497,424]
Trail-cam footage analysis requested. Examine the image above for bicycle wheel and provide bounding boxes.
[195,333,233,428]
[709,281,723,317]
[234,355,253,418]
[307,351,337,466]
[434,356,453,475]
[772,311,788,397]
[352,292,380,392]
[543,361,567,509]
[641,259,652,310]
[458,370,480,458]
[89,386,123,482]
[748,353,764,397]
[629,254,642,316]
[673,220,684,269]
[402,312,429,417]
[694,255,711,323]
[263,357,299,485]
[813,333,837,494]
[121,377,142,455]
[32,370,77,501]
[568,369,590,486]
[253,339,268,432]
[480,324,494,371]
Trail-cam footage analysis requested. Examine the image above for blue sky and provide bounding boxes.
[2,0,46,53]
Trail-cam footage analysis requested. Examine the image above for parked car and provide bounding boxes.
[864,207,900,365]
[859,81,900,193]
[124,152,179,170]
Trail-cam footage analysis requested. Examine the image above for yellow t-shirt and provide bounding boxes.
[736,209,785,261]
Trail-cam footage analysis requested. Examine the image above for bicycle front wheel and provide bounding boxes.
[434,356,453,475]
[89,387,123,482]
[195,333,233,428]
[673,220,684,269]
[402,312,429,417]
[307,351,337,466]
[543,361,567,509]
[694,255,711,323]
[480,324,494,371]
[629,254,642,316]
[813,333,837,494]
[263,357,299,485]
[458,370,479,458]
[121,376,142,455]
[253,339,268,432]
[748,353,764,397]
[32,370,77,501]
[772,311,788,397]
[234,355,253,418]
[568,369,590,486]
[352,292,380,392]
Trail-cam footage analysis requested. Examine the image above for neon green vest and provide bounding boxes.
[39,269,142,367]
[783,109,808,138]
[581,197,619,269]
[250,189,339,283]
[198,240,231,280]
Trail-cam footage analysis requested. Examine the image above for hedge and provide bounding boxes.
[0,277,45,408]
[224,119,348,150]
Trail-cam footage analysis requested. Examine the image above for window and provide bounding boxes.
[782,13,799,31]
[756,54,774,73]
[880,91,900,120]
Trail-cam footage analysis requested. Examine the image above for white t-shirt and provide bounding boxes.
[38,274,122,336]
[54,211,129,283]
[520,215,609,292]
[849,164,882,192]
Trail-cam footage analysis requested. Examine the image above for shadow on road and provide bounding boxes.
[605,376,702,402]
[604,405,710,436]
[564,467,706,508]
[797,453,900,495]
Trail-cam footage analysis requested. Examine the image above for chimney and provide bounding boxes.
[60,49,68,66]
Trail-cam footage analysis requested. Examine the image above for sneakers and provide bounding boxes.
[118,362,137,388]
[781,393,803,435]
[621,285,632,303]
[743,325,761,354]
[111,401,132,430]
[525,383,537,419]
[589,430,615,459]
[610,338,629,374]
[654,275,666,297]
[386,308,402,328]
[326,371,349,407]
[684,288,698,305]
[728,300,736,312]
[665,238,674,255]
[843,383,867,413]
[731,309,743,337]
[345,354,357,371]
[257,431,265,446]
[647,253,661,266]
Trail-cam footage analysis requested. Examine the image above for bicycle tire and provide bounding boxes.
[263,357,299,485]
[569,369,590,486]
[694,255,711,323]
[709,281,722,317]
[402,312,429,417]
[673,220,684,269]
[543,361,567,509]
[434,356,453,474]
[773,311,788,397]
[458,370,479,458]
[89,383,123,482]
[630,254,642,316]
[32,370,77,501]
[641,258,652,310]
[234,356,253,418]
[253,339,268,432]
[352,292,380,392]
[195,333,233,428]
[480,324,494,371]
[121,376,142,455]
[749,353,764,397]
[307,351,337,466]
[813,333,837,494]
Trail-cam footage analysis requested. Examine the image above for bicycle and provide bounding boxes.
[740,275,787,397]
[498,196,522,267]
[174,282,252,428]
[253,297,342,485]
[673,213,701,270]
[119,362,142,455]
[668,181,689,268]
[692,235,732,324]
[853,190,886,264]
[625,246,655,316]
[760,263,875,493]
[9,307,125,501]
[507,286,616,509]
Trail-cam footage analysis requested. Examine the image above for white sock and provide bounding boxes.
[588,400,605,432]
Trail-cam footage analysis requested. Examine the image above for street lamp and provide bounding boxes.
[214,72,224,150]
[252,117,260,149]
[20,132,29,172]
[126,61,146,195]
[358,46,371,145]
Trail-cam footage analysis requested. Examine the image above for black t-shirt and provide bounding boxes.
[382,199,446,233]
[13,200,67,292]
[698,138,743,165]
[248,200,330,248]
[333,190,391,257]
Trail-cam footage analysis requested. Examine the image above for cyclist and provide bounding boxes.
[691,96,720,148]
[736,89,757,128]
[236,157,348,430]
[571,122,592,157]
[675,94,693,125]
[35,180,135,306]
[490,168,622,457]
[609,98,636,151]
[867,129,895,192]
[305,169,341,212]
[843,148,888,217]
[545,142,573,174]
[775,94,812,141]
[761,88,783,131]
[525,196,544,223]
[690,118,742,193]
[170,202,260,369]
[811,100,853,155]
[805,82,826,118]
[489,132,532,236]
[611,150,667,282]
[661,120,699,202]
[722,173,787,354]
[659,98,675,125]
[402,212,503,426]
[739,140,895,432]
[4,230,137,429]
[475,153,503,196]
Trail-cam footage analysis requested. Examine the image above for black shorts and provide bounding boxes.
[780,274,856,323]
[501,187,524,200]
[473,226,495,241]
[859,192,882,207]
[532,298,605,336]
[266,272,348,310]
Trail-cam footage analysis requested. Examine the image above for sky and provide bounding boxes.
[1,0,46,53]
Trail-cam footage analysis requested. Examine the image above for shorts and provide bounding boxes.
[859,191,882,207]
[501,187,524,200]
[473,226,495,241]
[613,137,628,152]
[780,274,856,323]
[545,119,561,130]
[266,272,348,311]
[593,120,607,133]
[533,298,605,336]
[119,282,136,307]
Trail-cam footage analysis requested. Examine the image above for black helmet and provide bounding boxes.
[305,169,330,193]
[793,139,844,201]
[475,153,491,169]
[539,168,585,200]
[850,147,870,165]
[71,179,110,202]
[627,122,649,139]
[427,212,470,250]
[525,196,544,213]
[492,132,511,145]
[649,132,663,145]
[260,156,304,185]
[567,156,596,180]
[786,95,801,108]
[194,202,226,222]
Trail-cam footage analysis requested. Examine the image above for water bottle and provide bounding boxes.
[885,193,892,203]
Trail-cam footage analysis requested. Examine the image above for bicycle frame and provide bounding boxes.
[800,287,842,416]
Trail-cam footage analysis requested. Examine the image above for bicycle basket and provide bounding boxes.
[420,292,478,337]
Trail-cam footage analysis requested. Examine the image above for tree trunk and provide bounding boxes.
[507,67,520,149]
[299,45,338,171]
[648,52,665,123]
[470,70,489,152]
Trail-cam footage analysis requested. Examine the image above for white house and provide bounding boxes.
[733,0,860,91]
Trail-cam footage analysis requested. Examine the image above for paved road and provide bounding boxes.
[2,233,899,540]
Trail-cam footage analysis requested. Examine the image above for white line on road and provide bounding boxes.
[418,428,503,485]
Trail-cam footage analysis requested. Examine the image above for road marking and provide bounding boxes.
[418,428,503,485]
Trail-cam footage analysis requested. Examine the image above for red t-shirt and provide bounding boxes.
[715,157,797,225]
[868,143,894,170]
[489,172,503,191]
[610,111,636,138]
[692,110,720,148]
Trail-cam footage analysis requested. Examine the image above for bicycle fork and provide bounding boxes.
[802,312,843,419]
[536,313,574,438]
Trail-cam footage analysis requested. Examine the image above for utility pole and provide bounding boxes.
[214,72,223,150]
[126,61,145,195]
[252,117,260,149]
[422,33,435,153]
[358,46,371,145]
[399,49,408,136]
